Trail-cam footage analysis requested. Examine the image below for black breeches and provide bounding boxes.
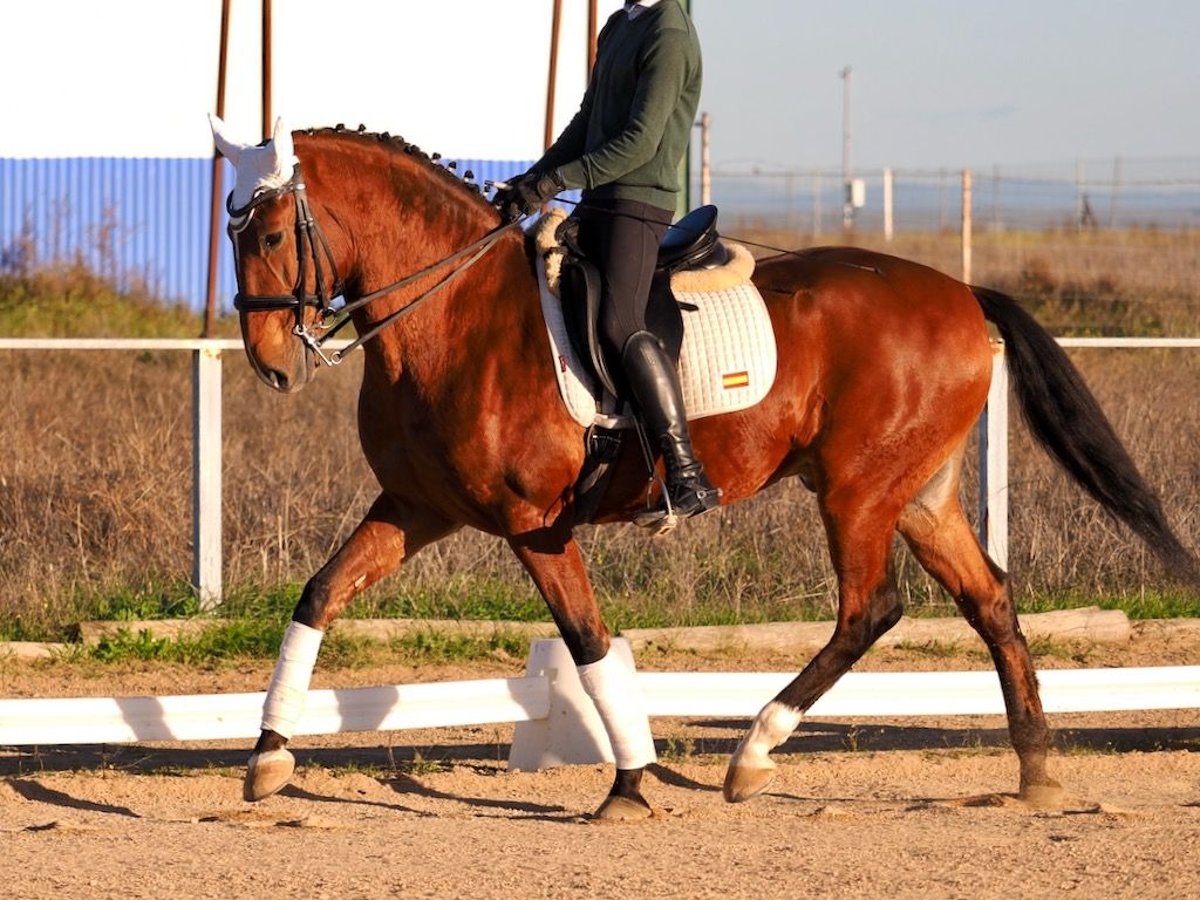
[574,197,673,355]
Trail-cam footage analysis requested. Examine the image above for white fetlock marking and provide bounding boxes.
[261,621,324,739]
[730,700,802,769]
[577,650,657,770]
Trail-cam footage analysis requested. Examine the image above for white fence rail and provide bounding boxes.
[3,337,1197,605]
[2,639,1198,769]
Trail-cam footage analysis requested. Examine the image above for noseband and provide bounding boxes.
[227,162,520,366]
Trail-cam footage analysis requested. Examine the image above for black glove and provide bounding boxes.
[494,169,566,222]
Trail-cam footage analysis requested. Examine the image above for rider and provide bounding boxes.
[496,0,718,524]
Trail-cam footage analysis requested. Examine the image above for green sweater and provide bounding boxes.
[536,1,702,211]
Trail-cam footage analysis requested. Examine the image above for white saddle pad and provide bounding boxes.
[535,253,778,430]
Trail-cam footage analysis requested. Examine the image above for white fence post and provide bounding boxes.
[193,344,223,609]
[882,166,894,241]
[978,341,1009,569]
[961,168,973,284]
[508,638,639,771]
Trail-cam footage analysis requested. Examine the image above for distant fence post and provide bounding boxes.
[961,168,973,284]
[193,345,223,609]
[882,166,894,241]
[978,342,1009,569]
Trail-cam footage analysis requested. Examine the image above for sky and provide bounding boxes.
[1,0,1197,171]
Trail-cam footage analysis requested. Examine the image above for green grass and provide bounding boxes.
[1017,588,1200,620]
[33,583,1189,667]
[0,257,237,338]
[76,618,532,666]
[86,621,373,667]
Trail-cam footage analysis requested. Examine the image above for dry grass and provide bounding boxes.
[1,230,1197,639]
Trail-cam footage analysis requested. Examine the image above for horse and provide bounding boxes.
[210,116,1198,820]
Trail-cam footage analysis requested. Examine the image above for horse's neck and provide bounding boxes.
[303,135,524,377]
[366,235,534,360]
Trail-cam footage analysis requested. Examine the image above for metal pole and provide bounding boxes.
[1108,154,1122,229]
[677,0,692,217]
[1074,159,1085,233]
[587,0,598,75]
[545,0,563,150]
[699,112,711,206]
[840,65,853,232]
[262,0,273,139]
[203,0,230,338]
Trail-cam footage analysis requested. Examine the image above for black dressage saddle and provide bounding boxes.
[556,204,729,401]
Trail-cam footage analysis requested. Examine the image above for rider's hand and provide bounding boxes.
[494,169,565,222]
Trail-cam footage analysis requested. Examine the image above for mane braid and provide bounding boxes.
[305,125,497,213]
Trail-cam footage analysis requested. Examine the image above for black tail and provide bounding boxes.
[973,286,1198,584]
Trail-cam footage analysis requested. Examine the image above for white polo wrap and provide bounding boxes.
[577,650,657,770]
[261,621,324,739]
[730,700,802,769]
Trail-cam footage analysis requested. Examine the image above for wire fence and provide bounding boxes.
[706,156,1200,235]
[1,153,1197,314]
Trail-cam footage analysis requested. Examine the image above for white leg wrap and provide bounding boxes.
[730,700,802,769]
[577,650,657,770]
[261,621,324,739]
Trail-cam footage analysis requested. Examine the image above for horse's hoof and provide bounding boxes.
[592,794,653,821]
[1019,780,1066,809]
[723,764,776,803]
[243,747,295,802]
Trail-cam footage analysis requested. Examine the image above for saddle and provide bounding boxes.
[533,204,772,524]
[554,205,730,400]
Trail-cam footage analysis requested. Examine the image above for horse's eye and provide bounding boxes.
[263,231,285,250]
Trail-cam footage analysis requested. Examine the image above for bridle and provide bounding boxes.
[228,163,520,366]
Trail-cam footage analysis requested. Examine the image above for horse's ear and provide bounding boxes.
[209,113,244,165]
[271,117,295,169]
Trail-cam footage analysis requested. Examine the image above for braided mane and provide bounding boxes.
[300,124,499,213]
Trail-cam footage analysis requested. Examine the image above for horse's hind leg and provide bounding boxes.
[244,493,456,802]
[897,452,1063,806]
[724,487,905,802]
[508,525,656,821]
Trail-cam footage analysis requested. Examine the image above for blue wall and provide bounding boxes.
[0,156,529,312]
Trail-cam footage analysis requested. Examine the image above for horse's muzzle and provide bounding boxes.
[245,340,316,394]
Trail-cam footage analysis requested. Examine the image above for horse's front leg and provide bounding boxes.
[245,494,455,801]
[509,527,657,821]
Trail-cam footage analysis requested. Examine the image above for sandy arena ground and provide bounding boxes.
[2,630,1198,899]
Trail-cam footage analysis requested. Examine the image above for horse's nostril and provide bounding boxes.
[265,368,288,391]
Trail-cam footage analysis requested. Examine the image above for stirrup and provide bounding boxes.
[633,475,720,536]
[633,504,680,537]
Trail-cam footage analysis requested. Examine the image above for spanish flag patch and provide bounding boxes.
[722,371,750,389]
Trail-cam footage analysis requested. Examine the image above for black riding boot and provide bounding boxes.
[621,331,720,527]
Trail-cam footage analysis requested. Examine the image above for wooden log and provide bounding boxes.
[0,641,68,660]
[75,609,1130,652]
[331,619,560,642]
[77,617,559,647]
[78,618,228,645]
[621,607,1131,654]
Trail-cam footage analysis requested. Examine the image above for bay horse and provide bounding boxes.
[210,117,1197,820]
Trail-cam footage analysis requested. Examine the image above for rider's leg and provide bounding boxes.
[580,198,718,522]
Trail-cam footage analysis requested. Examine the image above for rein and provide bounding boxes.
[229,164,520,366]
